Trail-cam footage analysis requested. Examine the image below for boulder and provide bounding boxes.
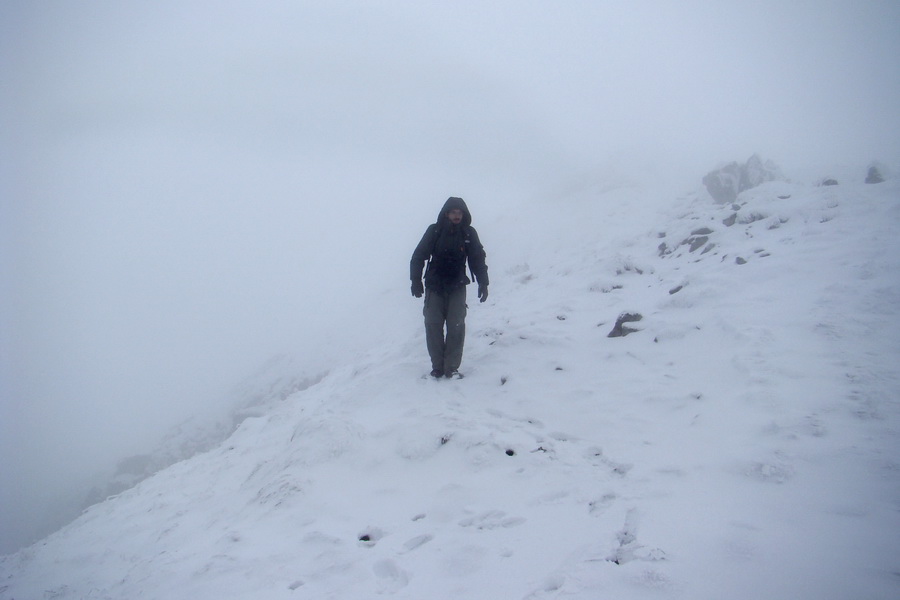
[702,154,784,203]
[865,165,884,184]
[740,154,782,191]
[702,162,742,204]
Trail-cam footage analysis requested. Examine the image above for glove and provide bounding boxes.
[411,279,424,298]
[477,284,488,303]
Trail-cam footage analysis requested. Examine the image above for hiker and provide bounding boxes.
[410,197,489,378]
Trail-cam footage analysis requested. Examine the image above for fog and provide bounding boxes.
[2,0,898,554]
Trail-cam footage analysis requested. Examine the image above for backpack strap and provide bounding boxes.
[426,224,440,271]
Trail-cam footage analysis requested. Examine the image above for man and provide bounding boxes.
[410,197,489,378]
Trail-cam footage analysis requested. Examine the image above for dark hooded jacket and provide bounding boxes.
[410,197,489,293]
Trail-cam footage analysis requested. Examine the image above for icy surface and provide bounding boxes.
[2,176,899,599]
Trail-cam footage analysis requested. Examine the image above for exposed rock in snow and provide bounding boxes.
[702,154,785,203]
[865,164,885,184]
[607,312,644,337]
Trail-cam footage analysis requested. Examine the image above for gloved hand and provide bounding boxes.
[477,284,488,303]
[411,279,424,298]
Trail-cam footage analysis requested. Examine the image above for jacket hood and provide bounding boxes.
[437,196,472,226]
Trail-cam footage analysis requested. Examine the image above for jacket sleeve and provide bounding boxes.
[410,225,436,281]
[466,227,489,286]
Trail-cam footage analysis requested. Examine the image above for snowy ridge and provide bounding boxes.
[77,355,327,514]
[2,177,899,599]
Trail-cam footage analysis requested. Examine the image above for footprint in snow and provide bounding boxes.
[522,574,566,599]
[584,446,633,476]
[458,509,526,530]
[588,492,617,515]
[606,508,666,565]
[401,533,434,553]
[373,559,409,593]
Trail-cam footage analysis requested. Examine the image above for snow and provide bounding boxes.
[2,172,899,599]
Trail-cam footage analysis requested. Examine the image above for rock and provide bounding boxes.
[679,232,710,253]
[702,154,784,203]
[702,162,742,203]
[608,312,643,338]
[740,154,783,191]
[821,178,839,186]
[865,165,884,184]
[688,235,709,252]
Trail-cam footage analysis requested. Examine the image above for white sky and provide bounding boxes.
[1,0,899,552]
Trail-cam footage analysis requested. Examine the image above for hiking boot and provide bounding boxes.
[444,369,463,379]
[430,368,444,378]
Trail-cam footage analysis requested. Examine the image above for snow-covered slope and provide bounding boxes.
[2,174,898,599]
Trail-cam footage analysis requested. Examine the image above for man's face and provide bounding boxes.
[447,208,463,224]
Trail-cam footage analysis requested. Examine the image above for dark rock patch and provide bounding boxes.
[608,312,643,338]
[866,166,884,184]
[687,235,709,252]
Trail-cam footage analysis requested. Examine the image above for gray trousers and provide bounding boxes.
[423,286,467,372]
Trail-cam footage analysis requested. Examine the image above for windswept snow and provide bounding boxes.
[2,174,899,599]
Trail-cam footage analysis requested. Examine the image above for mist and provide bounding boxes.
[2,0,899,554]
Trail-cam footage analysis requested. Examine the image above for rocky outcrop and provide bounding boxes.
[702,154,784,203]
[866,165,884,184]
[702,162,742,204]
